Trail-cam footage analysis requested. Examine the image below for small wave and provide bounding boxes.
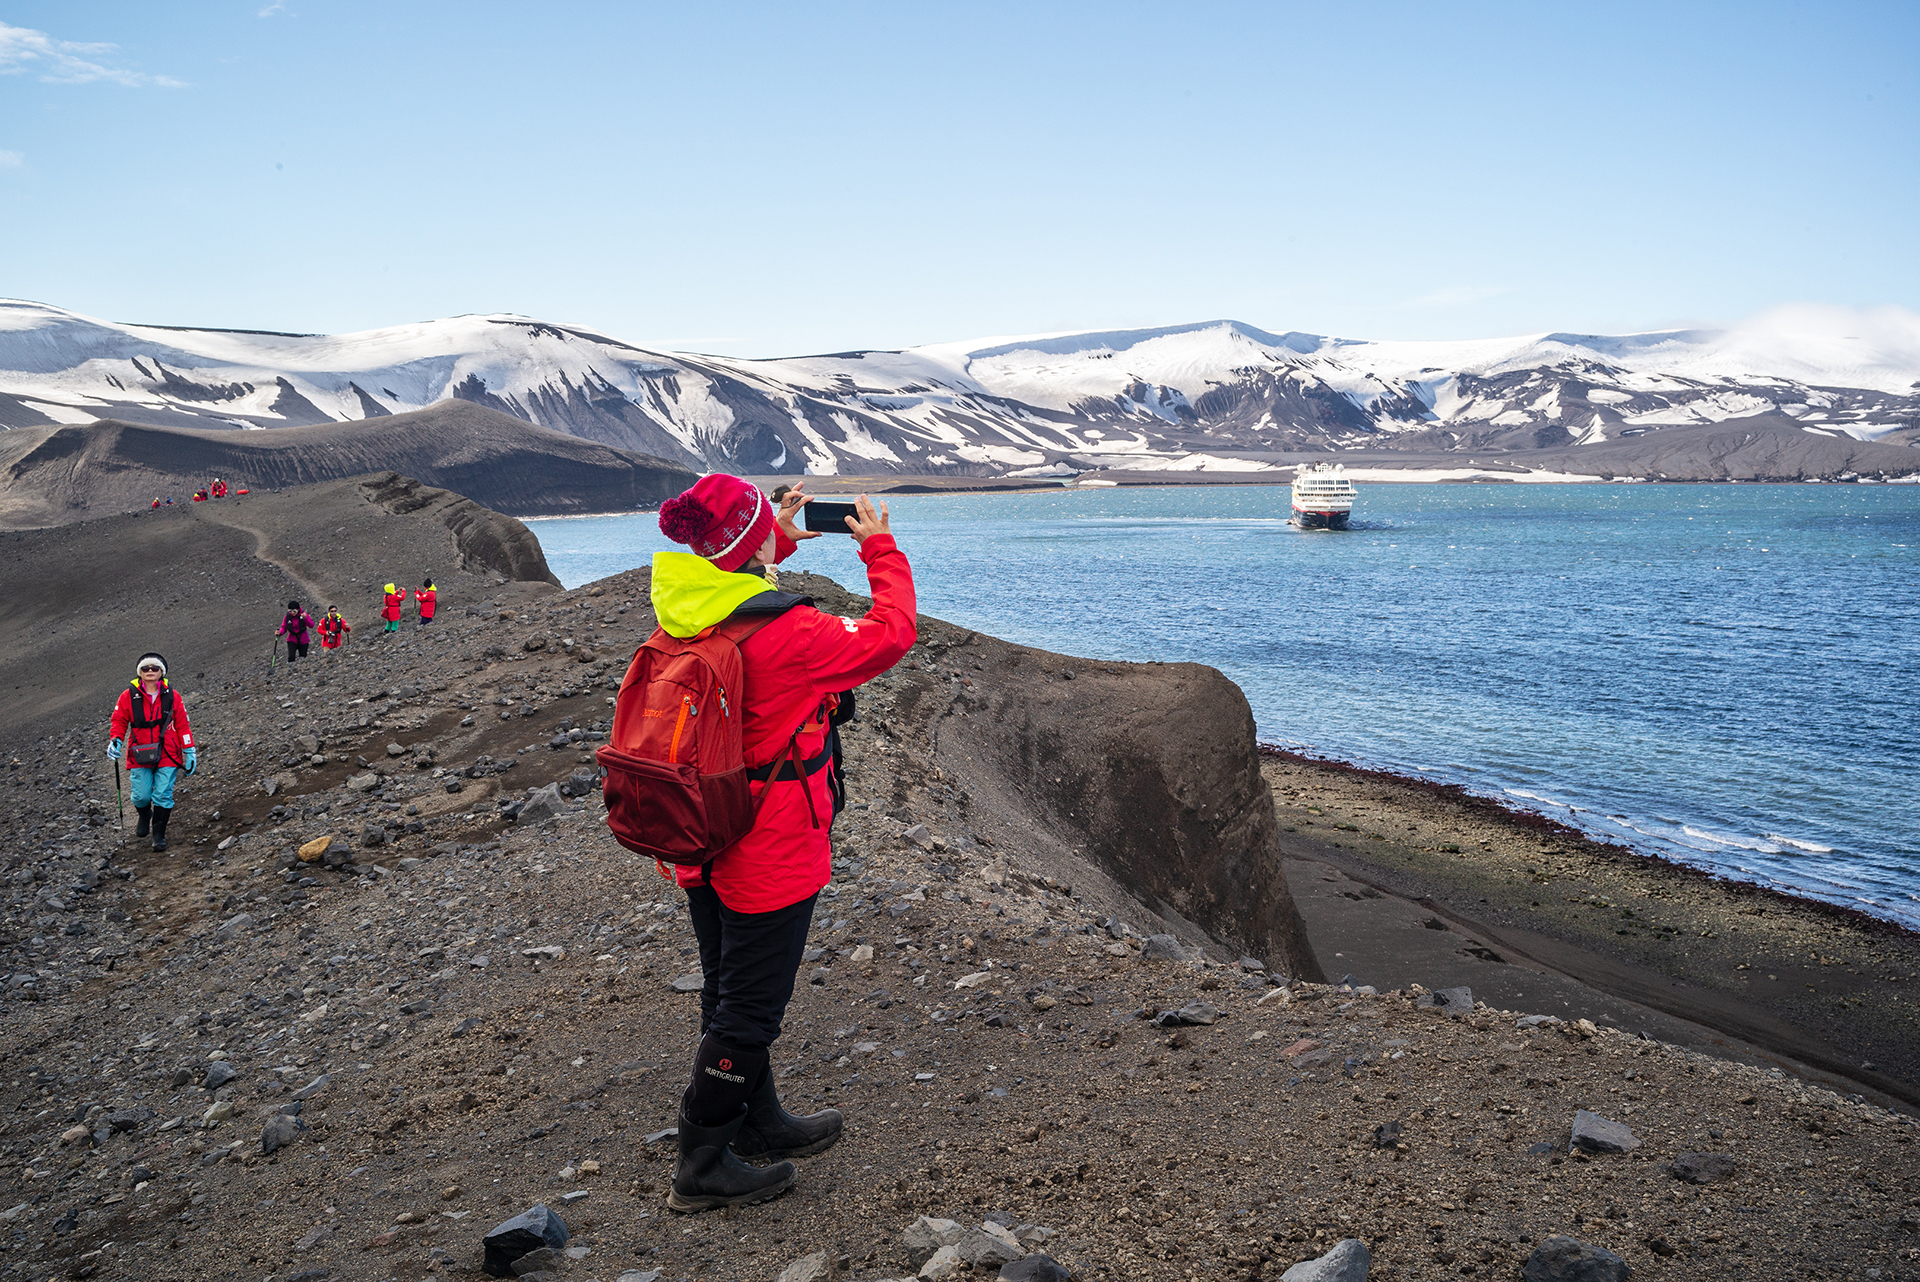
[1675,824,1783,854]
[1763,833,1836,854]
[1503,788,1568,808]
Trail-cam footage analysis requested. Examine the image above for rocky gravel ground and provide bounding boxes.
[4,575,1919,1282]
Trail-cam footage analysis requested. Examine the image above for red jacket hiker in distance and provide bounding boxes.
[651,529,915,913]
[109,685,195,769]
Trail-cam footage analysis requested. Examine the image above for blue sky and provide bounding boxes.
[2,1,1915,356]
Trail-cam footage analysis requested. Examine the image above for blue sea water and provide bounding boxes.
[529,483,1920,928]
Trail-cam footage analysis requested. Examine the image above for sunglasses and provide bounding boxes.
[139,665,163,672]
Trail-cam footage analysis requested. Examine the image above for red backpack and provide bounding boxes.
[596,618,776,867]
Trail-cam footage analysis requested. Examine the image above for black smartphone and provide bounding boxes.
[802,500,860,533]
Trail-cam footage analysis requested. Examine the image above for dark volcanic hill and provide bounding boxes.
[0,472,560,748]
[0,401,693,529]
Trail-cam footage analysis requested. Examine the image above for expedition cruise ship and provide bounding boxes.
[1290,462,1357,530]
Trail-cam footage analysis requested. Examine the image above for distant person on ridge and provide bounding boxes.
[277,600,315,663]
[380,583,404,634]
[413,578,437,626]
[150,498,161,510]
[634,473,914,1212]
[106,652,196,852]
[210,479,228,498]
[319,606,351,652]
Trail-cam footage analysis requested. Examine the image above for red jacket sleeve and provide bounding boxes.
[109,689,131,739]
[794,533,917,691]
[173,696,194,750]
[771,525,798,566]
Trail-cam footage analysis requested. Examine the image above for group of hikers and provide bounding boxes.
[274,579,435,662]
[151,478,244,508]
[102,473,917,1219]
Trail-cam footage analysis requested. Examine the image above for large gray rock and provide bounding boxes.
[1281,1237,1370,1282]
[515,783,580,825]
[954,1227,1023,1269]
[1521,1236,1632,1281]
[511,1247,564,1276]
[904,1217,964,1268]
[259,1112,302,1155]
[1570,1109,1641,1154]
[1670,1151,1737,1184]
[1153,1001,1221,1027]
[775,1252,833,1282]
[999,1256,1072,1282]
[213,913,254,944]
[203,1061,237,1090]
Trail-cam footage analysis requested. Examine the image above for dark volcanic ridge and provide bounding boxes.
[0,401,693,529]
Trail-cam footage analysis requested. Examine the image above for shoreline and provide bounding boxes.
[1260,746,1920,1111]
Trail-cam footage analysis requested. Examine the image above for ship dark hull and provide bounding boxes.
[1292,508,1350,530]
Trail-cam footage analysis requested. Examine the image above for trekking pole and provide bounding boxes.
[268,637,276,674]
[112,759,125,829]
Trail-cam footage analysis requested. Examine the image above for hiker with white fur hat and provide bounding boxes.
[106,652,197,852]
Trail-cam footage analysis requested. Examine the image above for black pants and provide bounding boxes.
[287,641,309,661]
[684,885,817,1052]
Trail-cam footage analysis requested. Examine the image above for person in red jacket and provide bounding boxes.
[413,578,437,626]
[645,473,915,1213]
[381,583,404,634]
[210,479,228,498]
[319,606,350,651]
[106,652,196,851]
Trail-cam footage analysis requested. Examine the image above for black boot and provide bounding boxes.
[667,1106,795,1213]
[151,805,171,852]
[733,1069,842,1161]
[134,806,151,838]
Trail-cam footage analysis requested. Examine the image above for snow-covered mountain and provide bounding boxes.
[4,299,1918,478]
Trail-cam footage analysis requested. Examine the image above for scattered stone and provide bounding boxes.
[1153,1001,1220,1026]
[549,734,572,750]
[1417,985,1473,1017]
[59,1125,89,1146]
[204,1061,237,1090]
[1372,1120,1403,1148]
[775,1251,833,1282]
[482,1203,570,1279]
[1281,1237,1370,1282]
[293,1224,334,1252]
[670,973,704,993]
[998,1256,1071,1282]
[203,1100,234,1123]
[511,1247,564,1275]
[297,834,332,863]
[1238,955,1267,971]
[919,1245,963,1280]
[850,944,874,962]
[1670,1151,1737,1184]
[1257,986,1294,1007]
[1570,1109,1642,1154]
[1140,934,1196,963]
[521,945,565,961]
[1521,1235,1632,1282]
[1030,994,1056,1011]
[292,1073,331,1102]
[214,912,254,943]
[387,742,405,757]
[260,1112,301,1155]
[1516,1014,1564,1029]
[615,1272,664,1282]
[361,823,389,848]
[347,772,380,793]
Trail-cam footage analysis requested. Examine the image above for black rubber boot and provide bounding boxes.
[151,805,171,852]
[732,1069,842,1161]
[134,806,151,838]
[667,1106,795,1213]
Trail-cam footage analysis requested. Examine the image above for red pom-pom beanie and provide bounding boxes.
[658,474,776,574]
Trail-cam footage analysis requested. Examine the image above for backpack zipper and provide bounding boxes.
[668,695,695,763]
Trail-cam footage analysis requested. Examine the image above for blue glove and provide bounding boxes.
[183,748,198,775]
[107,738,122,762]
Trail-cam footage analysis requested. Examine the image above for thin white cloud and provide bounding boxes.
[0,21,184,87]
[257,2,291,16]
[0,150,22,168]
